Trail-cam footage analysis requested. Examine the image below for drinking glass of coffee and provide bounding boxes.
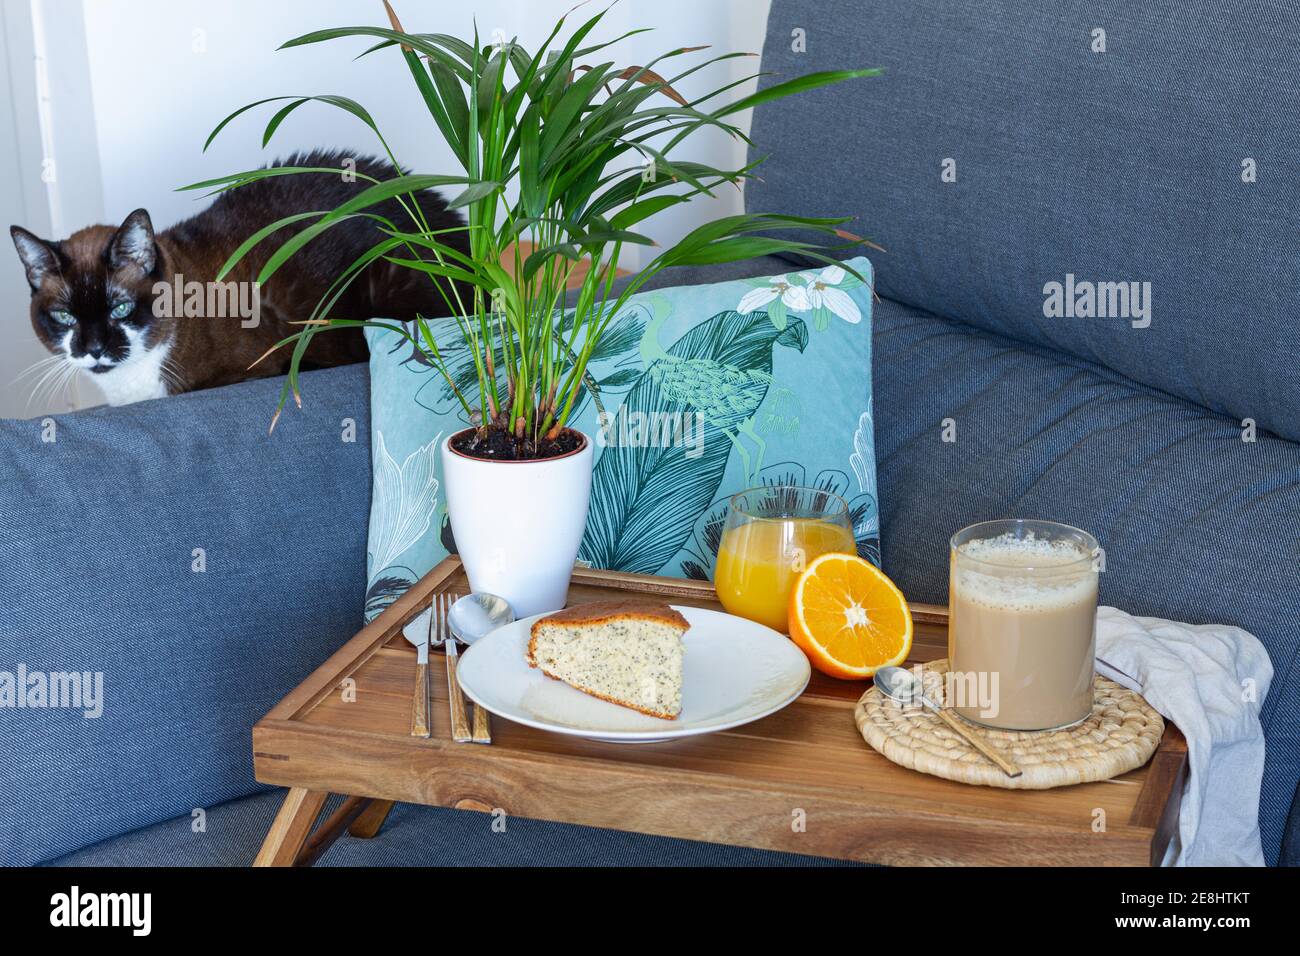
[948,519,1100,731]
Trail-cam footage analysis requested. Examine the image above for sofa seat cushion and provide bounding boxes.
[0,364,373,866]
[1283,780,1300,866]
[44,791,855,867]
[867,296,1299,863]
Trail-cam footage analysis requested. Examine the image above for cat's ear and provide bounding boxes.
[108,208,157,274]
[10,226,61,290]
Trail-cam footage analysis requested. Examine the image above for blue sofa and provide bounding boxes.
[2,0,1297,866]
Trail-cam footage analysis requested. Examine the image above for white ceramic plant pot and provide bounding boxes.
[441,429,593,618]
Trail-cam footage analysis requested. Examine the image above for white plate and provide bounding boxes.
[455,605,812,743]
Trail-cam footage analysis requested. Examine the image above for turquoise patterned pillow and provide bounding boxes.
[363,256,879,621]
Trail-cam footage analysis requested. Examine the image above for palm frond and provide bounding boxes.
[197,3,881,438]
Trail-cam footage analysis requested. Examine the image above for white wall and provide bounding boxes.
[1,0,770,418]
[83,0,770,253]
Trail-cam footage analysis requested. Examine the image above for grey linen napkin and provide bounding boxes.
[1094,606,1273,866]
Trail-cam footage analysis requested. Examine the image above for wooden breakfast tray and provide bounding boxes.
[251,558,1187,867]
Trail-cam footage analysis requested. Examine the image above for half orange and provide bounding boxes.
[788,552,912,679]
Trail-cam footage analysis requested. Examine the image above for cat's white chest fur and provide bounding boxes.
[90,334,172,406]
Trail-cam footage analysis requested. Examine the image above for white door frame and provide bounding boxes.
[5,0,104,237]
[1,0,104,417]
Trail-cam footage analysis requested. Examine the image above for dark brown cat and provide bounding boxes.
[9,150,467,406]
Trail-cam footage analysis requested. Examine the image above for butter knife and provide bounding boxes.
[402,604,432,737]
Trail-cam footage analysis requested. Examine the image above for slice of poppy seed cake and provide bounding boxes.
[527,602,688,719]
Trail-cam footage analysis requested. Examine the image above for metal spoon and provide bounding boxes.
[873,665,1022,778]
[448,592,516,744]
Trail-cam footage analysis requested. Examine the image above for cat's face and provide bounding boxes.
[10,209,171,377]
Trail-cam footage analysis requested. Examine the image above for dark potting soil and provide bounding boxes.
[450,426,585,462]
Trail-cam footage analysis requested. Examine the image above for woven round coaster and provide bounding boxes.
[854,659,1164,790]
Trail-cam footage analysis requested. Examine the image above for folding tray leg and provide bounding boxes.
[253,788,329,867]
[348,799,395,839]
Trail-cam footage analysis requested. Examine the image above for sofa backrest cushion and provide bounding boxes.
[0,365,371,865]
[746,0,1300,443]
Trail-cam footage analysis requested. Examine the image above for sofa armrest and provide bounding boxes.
[0,365,371,865]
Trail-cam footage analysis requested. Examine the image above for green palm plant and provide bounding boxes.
[189,1,880,452]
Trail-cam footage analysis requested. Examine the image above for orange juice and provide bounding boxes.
[715,517,856,632]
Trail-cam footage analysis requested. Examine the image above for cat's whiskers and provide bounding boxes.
[159,351,186,396]
[25,357,74,412]
[41,361,82,413]
[11,353,64,386]
[57,360,85,408]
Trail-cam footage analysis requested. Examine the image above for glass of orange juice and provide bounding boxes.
[714,485,856,632]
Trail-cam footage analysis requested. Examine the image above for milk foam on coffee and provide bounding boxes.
[948,532,1098,731]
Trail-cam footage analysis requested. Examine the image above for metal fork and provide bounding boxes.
[434,591,473,742]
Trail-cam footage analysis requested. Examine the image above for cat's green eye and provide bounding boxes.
[109,300,134,320]
[49,310,76,327]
